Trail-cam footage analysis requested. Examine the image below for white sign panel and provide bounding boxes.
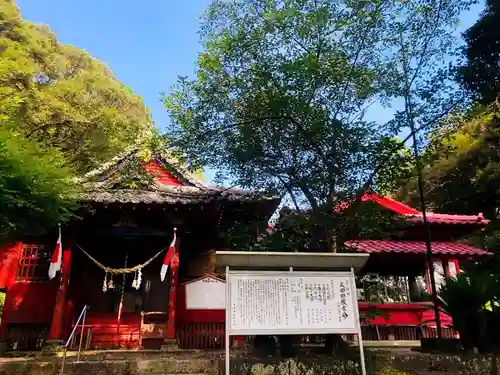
[228,271,358,335]
[186,276,225,310]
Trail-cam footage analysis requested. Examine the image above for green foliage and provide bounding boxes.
[222,201,398,252]
[0,291,5,315]
[403,104,500,213]
[374,138,414,196]
[0,125,78,240]
[0,0,153,172]
[439,272,495,325]
[399,103,500,252]
[437,269,500,351]
[165,0,468,251]
[457,0,500,105]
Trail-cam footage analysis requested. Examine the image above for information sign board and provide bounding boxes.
[227,271,359,335]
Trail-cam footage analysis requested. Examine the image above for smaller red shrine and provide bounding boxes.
[343,193,490,340]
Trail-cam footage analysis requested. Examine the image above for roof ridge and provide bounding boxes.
[75,146,140,183]
[75,145,208,189]
[401,212,489,225]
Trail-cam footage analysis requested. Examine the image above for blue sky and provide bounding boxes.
[16,0,213,132]
[16,0,486,183]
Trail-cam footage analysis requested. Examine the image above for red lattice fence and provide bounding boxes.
[177,322,226,349]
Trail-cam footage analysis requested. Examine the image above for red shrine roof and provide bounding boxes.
[360,193,419,214]
[345,240,491,257]
[361,192,489,226]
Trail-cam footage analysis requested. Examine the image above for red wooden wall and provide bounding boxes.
[359,302,453,326]
[0,243,58,339]
[144,161,184,186]
[3,283,57,324]
[176,279,226,349]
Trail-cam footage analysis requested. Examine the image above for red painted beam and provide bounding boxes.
[167,251,180,339]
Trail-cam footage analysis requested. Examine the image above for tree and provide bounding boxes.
[402,104,500,216]
[399,103,500,251]
[457,0,500,105]
[0,124,78,241]
[164,0,471,252]
[374,138,414,196]
[0,0,153,172]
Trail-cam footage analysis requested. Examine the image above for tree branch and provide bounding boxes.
[354,97,463,201]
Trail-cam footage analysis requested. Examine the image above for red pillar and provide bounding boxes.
[167,251,180,339]
[47,247,72,343]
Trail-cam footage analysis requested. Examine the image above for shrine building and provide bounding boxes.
[0,148,492,350]
[343,193,491,340]
[0,148,279,350]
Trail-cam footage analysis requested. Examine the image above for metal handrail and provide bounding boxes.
[60,305,88,375]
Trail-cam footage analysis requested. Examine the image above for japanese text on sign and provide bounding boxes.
[227,272,358,335]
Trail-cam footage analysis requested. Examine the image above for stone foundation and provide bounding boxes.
[0,351,496,375]
[227,354,498,375]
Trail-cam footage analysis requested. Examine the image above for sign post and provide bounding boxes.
[225,266,231,375]
[218,252,369,375]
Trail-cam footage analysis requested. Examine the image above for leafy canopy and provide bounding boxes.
[0,125,79,240]
[398,103,500,254]
[0,0,153,172]
[0,0,158,239]
[457,0,500,105]
[165,0,472,250]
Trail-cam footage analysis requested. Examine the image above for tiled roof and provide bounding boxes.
[83,186,277,205]
[76,147,279,207]
[338,192,489,226]
[345,240,491,257]
[402,212,489,225]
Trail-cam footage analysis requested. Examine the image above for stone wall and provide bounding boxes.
[227,354,499,375]
[0,352,497,375]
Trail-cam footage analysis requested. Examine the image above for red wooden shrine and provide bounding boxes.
[0,150,491,350]
[0,149,278,350]
[343,193,489,336]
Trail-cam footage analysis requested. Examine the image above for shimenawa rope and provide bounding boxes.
[76,244,166,275]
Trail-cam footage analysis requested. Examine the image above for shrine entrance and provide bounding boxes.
[72,234,171,314]
[68,216,177,348]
